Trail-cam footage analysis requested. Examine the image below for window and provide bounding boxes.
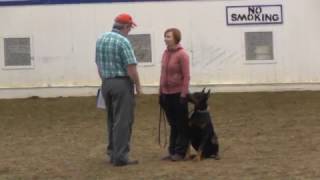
[127,34,152,63]
[3,37,32,67]
[245,32,274,61]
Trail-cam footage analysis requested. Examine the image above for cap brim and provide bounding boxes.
[131,22,137,28]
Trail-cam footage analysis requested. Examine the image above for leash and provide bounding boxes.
[158,107,168,148]
[188,109,194,118]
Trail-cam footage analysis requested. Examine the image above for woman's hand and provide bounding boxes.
[159,94,166,107]
[179,96,188,104]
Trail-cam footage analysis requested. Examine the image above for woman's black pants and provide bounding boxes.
[160,93,189,157]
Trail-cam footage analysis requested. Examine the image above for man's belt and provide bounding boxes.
[105,76,129,79]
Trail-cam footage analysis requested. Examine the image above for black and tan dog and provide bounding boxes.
[187,88,220,161]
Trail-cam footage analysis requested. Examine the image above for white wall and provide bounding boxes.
[1,0,320,98]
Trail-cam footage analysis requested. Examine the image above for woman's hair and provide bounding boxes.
[164,28,181,44]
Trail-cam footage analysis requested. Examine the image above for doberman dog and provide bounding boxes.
[187,88,220,161]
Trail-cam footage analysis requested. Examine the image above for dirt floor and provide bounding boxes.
[0,92,320,180]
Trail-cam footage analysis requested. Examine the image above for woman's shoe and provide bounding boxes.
[171,154,184,161]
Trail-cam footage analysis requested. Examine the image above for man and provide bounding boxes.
[95,13,142,167]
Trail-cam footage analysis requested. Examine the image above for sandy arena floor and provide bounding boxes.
[0,92,320,180]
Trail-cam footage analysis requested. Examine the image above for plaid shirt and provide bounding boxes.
[95,29,137,79]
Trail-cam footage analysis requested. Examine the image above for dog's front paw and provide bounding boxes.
[196,155,202,161]
[187,154,196,160]
[194,151,203,161]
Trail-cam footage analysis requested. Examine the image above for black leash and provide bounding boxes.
[158,107,168,148]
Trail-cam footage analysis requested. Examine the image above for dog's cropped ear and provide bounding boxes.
[201,88,206,93]
[207,89,211,98]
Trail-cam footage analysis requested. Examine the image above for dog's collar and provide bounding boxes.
[194,106,210,113]
[194,109,209,113]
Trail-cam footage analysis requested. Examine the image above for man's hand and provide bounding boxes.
[135,85,143,95]
[127,64,142,96]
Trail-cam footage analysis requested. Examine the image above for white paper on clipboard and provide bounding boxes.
[96,88,106,109]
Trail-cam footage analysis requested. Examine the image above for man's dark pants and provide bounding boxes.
[102,77,135,165]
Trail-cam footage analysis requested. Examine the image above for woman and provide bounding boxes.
[159,28,190,161]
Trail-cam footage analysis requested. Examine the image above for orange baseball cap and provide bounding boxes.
[115,13,137,27]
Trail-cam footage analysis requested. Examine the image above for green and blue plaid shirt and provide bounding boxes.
[95,29,137,79]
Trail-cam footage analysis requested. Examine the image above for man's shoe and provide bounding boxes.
[108,159,113,164]
[171,154,185,161]
[114,160,139,167]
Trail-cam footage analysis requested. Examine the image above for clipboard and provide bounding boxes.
[96,88,106,109]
